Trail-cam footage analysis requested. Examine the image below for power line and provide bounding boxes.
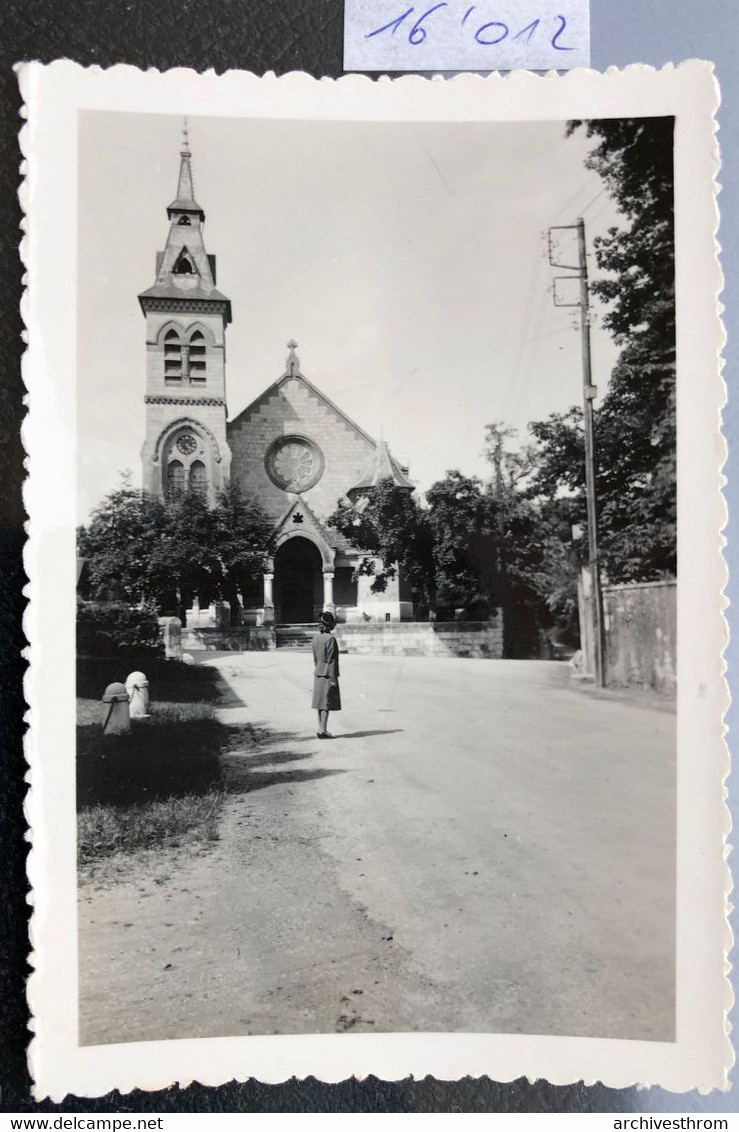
[550,173,602,226]
[586,199,616,228]
[506,240,550,423]
[509,238,546,392]
[579,187,607,215]
[507,251,551,425]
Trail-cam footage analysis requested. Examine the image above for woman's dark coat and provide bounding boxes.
[312,632,341,711]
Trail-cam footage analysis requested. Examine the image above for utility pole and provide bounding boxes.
[548,217,606,687]
[490,428,509,656]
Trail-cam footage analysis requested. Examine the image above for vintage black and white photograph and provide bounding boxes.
[22,62,727,1097]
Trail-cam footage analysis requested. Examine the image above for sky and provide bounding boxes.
[76,110,621,521]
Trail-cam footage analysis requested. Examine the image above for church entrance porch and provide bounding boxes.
[273,536,324,625]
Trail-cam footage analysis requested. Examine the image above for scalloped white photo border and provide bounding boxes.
[18,60,730,1100]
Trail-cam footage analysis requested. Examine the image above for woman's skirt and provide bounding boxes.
[312,677,341,711]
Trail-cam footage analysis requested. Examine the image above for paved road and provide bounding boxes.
[79,652,675,1045]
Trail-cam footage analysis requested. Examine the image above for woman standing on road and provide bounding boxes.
[312,611,341,739]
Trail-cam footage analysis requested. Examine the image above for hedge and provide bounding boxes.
[77,600,162,657]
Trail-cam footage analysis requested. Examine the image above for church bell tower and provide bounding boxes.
[139,123,232,505]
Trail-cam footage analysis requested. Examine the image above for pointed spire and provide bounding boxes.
[168,118,205,221]
[140,119,231,322]
[176,147,195,202]
[286,339,300,377]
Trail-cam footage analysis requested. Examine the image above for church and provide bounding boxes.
[139,134,415,627]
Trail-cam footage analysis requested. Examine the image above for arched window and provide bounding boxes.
[166,460,186,501]
[189,330,206,383]
[177,215,191,226]
[174,252,195,275]
[164,329,182,381]
[189,460,207,499]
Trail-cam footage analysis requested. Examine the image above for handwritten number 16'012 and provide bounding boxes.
[365,6,575,49]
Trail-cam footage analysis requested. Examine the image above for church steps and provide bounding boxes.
[275,624,314,650]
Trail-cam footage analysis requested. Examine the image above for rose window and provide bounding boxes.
[265,436,324,493]
[275,443,313,485]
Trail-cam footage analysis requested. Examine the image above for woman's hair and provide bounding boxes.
[319,611,336,629]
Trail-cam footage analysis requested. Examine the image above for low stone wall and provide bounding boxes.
[334,620,503,659]
[176,620,504,658]
[181,626,276,652]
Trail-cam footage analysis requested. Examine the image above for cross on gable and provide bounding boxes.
[286,339,300,376]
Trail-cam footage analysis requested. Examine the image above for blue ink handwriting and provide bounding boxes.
[365,6,575,52]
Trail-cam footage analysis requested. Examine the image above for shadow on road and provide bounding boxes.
[335,729,405,740]
[223,748,347,795]
[222,724,318,751]
[223,748,318,770]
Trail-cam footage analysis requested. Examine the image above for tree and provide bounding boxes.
[326,447,578,653]
[329,475,504,619]
[530,117,677,582]
[77,479,170,605]
[568,117,674,347]
[208,483,276,613]
[150,491,222,607]
[425,470,497,617]
[527,383,676,582]
[78,477,275,612]
[327,480,435,606]
[482,425,581,654]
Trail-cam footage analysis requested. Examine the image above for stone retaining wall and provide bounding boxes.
[181,626,276,652]
[176,620,504,658]
[334,620,503,659]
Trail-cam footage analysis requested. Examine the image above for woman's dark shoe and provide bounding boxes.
[316,731,325,739]
[322,732,334,740]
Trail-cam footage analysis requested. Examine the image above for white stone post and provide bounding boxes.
[263,572,275,624]
[125,671,151,719]
[323,571,336,615]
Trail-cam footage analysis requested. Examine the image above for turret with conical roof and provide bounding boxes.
[347,438,413,503]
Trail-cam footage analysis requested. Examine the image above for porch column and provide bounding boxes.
[322,571,336,615]
[263,572,275,624]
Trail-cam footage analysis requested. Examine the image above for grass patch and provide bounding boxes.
[78,792,224,861]
[77,655,226,864]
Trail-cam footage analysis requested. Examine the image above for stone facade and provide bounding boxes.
[229,371,375,524]
[141,139,414,626]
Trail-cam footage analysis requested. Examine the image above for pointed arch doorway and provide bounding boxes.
[273,536,323,625]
